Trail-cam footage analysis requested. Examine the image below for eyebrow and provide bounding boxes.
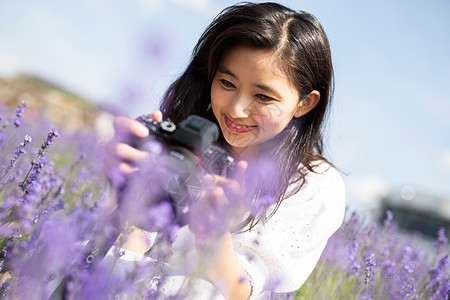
[217,68,282,98]
[218,68,238,80]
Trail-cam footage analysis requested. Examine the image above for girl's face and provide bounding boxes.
[211,46,305,156]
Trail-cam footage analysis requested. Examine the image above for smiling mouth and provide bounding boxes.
[224,116,256,133]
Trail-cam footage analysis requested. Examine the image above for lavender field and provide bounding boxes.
[0,103,449,299]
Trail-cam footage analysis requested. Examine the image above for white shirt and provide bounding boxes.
[105,161,346,299]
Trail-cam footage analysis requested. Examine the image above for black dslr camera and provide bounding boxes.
[129,114,235,210]
[70,115,235,278]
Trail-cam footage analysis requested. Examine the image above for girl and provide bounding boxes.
[104,2,346,299]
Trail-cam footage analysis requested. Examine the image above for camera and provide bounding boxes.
[58,114,235,284]
[129,114,235,211]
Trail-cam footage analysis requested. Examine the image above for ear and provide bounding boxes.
[294,90,320,118]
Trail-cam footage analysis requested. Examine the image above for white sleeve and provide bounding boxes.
[232,162,346,297]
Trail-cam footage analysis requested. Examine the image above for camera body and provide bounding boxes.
[130,114,235,210]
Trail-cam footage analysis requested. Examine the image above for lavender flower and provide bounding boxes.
[402,278,417,299]
[364,253,377,286]
[21,156,47,191]
[348,239,360,275]
[349,239,359,261]
[12,103,27,128]
[13,118,22,128]
[1,135,32,180]
[2,100,450,299]
[1,281,9,297]
[39,129,59,155]
[146,201,174,230]
[430,255,449,280]
[21,129,59,190]
[15,105,25,118]
[383,210,393,228]
[381,260,396,277]
[427,255,449,299]
[400,263,417,298]
[351,261,361,276]
[76,151,86,162]
[433,227,448,251]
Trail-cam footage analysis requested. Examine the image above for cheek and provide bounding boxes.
[254,106,293,132]
[210,82,224,106]
[252,105,281,125]
[210,83,224,119]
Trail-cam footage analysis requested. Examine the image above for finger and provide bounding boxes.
[221,161,248,209]
[113,143,149,163]
[103,155,138,179]
[205,174,228,186]
[118,162,139,175]
[208,186,228,213]
[113,116,149,139]
[151,110,163,122]
[204,161,247,187]
[189,188,227,237]
[202,173,220,188]
[211,161,247,195]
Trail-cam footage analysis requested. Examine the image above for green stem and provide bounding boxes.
[0,170,8,182]
[21,162,36,189]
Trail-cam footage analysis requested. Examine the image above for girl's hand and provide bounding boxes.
[188,161,252,300]
[104,111,163,186]
[188,161,248,238]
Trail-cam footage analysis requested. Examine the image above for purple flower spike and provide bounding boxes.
[429,255,449,280]
[12,103,27,128]
[351,261,361,276]
[433,227,448,250]
[13,118,23,128]
[383,210,393,228]
[364,253,377,286]
[40,129,60,155]
[381,260,395,277]
[349,239,359,261]
[2,135,33,180]
[76,152,86,162]
[16,105,25,118]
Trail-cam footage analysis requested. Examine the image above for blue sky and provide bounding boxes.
[1,0,450,215]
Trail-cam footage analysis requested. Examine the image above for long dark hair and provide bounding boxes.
[160,2,334,229]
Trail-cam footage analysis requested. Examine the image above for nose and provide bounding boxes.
[229,94,252,119]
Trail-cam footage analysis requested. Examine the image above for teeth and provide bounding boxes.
[231,124,249,129]
[227,118,250,129]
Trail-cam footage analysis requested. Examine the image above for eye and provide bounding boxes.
[255,94,275,102]
[219,79,236,89]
